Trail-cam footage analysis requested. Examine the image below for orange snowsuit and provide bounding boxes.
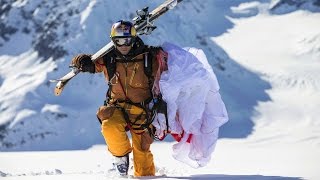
[94,46,162,176]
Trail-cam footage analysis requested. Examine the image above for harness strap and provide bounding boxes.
[115,102,150,135]
[102,47,168,139]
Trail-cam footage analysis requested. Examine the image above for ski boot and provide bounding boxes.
[113,154,129,177]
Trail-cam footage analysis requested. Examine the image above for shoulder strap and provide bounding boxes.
[103,52,117,81]
[144,51,153,79]
[144,45,162,78]
[104,45,161,80]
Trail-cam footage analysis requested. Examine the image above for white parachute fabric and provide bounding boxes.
[158,42,229,168]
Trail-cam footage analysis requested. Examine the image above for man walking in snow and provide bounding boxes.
[70,20,167,177]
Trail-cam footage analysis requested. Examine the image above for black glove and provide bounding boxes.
[70,54,95,73]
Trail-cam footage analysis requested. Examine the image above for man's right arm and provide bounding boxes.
[70,54,95,73]
[70,53,108,73]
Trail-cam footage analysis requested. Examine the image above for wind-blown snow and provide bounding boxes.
[1,0,320,179]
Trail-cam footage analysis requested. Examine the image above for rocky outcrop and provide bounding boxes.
[270,0,320,14]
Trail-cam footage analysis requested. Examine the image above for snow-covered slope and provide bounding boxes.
[213,5,320,179]
[215,10,320,145]
[0,143,308,179]
[1,0,320,179]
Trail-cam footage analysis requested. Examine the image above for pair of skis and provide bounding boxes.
[51,0,183,96]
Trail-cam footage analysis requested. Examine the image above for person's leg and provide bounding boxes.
[100,108,132,156]
[126,103,155,176]
[131,131,155,177]
[98,106,131,176]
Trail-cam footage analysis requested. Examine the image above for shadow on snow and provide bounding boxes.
[136,174,302,180]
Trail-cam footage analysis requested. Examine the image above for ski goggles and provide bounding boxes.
[112,37,134,47]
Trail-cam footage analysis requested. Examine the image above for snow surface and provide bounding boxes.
[1,0,320,179]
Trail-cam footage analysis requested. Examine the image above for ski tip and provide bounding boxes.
[54,89,62,96]
[54,89,61,96]
[54,82,64,96]
[54,92,60,96]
